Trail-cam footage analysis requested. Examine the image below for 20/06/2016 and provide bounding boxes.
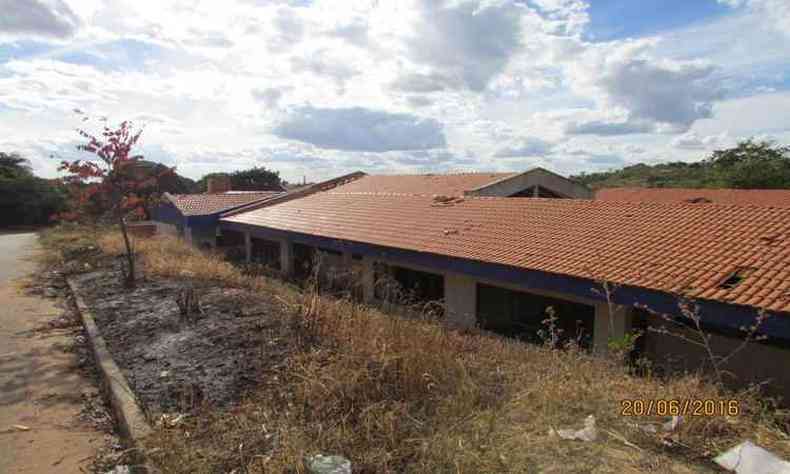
[620,399,741,417]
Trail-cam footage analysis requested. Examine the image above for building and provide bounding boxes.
[216,169,790,396]
[154,176,284,247]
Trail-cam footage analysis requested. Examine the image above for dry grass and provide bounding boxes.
[42,226,790,473]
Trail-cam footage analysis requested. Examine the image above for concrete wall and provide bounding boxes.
[466,168,593,199]
[444,273,477,328]
[593,302,632,354]
[642,327,790,398]
[244,232,252,263]
[361,256,376,302]
[155,221,178,236]
[279,238,293,274]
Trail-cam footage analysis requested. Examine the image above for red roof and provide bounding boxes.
[223,192,790,313]
[167,192,282,216]
[331,173,516,196]
[597,187,790,207]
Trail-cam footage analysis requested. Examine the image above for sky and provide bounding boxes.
[1,0,789,183]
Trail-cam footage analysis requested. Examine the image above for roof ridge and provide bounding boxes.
[319,192,790,211]
[367,171,515,177]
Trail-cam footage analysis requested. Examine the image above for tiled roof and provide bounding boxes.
[224,192,790,313]
[167,192,282,216]
[597,187,790,207]
[330,173,516,196]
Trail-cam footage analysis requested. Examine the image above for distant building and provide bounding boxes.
[154,176,284,248]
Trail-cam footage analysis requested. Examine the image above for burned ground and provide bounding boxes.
[73,262,294,414]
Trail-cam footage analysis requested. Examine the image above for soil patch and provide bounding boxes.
[73,264,294,414]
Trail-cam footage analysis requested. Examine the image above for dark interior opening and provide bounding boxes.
[251,237,281,269]
[476,284,595,348]
[216,229,244,247]
[509,185,566,198]
[373,263,445,306]
[718,267,753,290]
[293,243,316,280]
[391,266,445,303]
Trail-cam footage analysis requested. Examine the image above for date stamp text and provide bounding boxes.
[620,399,741,417]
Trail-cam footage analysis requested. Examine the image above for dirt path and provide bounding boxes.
[0,232,102,474]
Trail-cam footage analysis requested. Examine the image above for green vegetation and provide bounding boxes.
[197,166,284,192]
[573,140,790,190]
[0,152,67,228]
[136,160,199,194]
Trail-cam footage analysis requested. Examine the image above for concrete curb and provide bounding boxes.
[66,276,155,473]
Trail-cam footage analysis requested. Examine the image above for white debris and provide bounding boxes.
[714,441,790,474]
[104,466,131,474]
[158,413,187,428]
[662,416,683,432]
[305,454,352,474]
[549,415,598,442]
[630,422,657,434]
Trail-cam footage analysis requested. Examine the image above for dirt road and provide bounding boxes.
[0,232,101,473]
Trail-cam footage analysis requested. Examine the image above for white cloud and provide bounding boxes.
[565,119,654,136]
[494,137,554,157]
[404,0,526,91]
[719,0,790,36]
[0,0,80,39]
[272,106,447,152]
[563,40,723,135]
[671,131,731,150]
[0,0,788,183]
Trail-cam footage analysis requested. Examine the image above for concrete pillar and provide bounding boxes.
[279,238,293,275]
[184,226,193,244]
[361,256,376,303]
[593,302,632,354]
[244,232,252,263]
[342,251,353,267]
[444,273,477,328]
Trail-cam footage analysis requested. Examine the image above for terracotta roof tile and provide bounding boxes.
[168,192,282,216]
[330,173,516,196]
[596,187,790,207]
[223,192,790,313]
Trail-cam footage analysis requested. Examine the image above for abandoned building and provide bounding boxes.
[153,176,284,247]
[154,168,790,396]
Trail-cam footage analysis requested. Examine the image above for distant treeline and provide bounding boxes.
[573,140,790,190]
[0,152,67,227]
[0,153,199,228]
[0,151,286,228]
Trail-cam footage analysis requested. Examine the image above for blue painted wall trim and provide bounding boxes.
[220,220,790,341]
[154,199,274,231]
[153,201,185,227]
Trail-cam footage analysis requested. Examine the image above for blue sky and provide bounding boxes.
[585,0,731,41]
[0,0,789,182]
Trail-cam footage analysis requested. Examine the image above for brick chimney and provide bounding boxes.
[207,175,231,194]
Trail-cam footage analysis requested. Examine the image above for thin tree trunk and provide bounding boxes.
[119,215,135,288]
